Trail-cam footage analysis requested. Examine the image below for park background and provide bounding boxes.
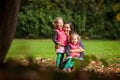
[15,0,120,39]
[1,0,120,80]
[7,0,120,62]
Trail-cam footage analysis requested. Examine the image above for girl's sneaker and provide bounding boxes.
[55,68,59,72]
[67,68,72,72]
[62,69,67,72]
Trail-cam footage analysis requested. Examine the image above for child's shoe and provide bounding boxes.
[62,69,67,72]
[55,68,59,72]
[67,68,72,72]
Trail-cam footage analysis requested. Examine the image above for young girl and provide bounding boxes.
[52,17,67,70]
[63,33,85,72]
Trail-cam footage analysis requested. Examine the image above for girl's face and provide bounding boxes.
[56,19,63,28]
[70,35,78,45]
[63,24,71,33]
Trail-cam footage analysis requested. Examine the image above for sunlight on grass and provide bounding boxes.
[7,39,56,59]
[84,40,120,59]
[7,39,120,61]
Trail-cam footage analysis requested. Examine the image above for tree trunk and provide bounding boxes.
[0,0,21,63]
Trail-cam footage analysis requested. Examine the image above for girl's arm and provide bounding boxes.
[70,47,85,53]
[52,30,62,49]
[70,41,85,53]
[52,30,58,44]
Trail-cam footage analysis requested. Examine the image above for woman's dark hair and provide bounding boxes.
[64,22,74,34]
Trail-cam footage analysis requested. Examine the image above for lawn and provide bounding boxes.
[4,39,120,80]
[7,39,120,62]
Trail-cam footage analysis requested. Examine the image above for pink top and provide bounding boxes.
[69,43,80,57]
[56,28,67,46]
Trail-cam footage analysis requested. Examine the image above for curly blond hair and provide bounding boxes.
[70,32,81,42]
[52,17,63,27]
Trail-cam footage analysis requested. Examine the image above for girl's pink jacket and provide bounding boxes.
[56,28,67,46]
[69,43,80,57]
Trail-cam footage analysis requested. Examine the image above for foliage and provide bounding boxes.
[5,39,120,79]
[1,56,120,80]
[15,0,120,39]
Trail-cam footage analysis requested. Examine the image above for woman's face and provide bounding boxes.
[63,24,71,33]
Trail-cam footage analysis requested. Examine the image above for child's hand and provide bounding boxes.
[57,42,63,46]
[55,44,62,49]
[55,44,60,49]
[55,42,63,49]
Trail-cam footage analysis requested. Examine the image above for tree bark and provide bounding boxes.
[0,0,21,63]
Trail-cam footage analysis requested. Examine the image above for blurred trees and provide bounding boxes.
[16,0,120,39]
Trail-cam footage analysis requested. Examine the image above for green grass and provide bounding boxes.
[7,39,55,59]
[7,39,120,61]
[84,40,120,59]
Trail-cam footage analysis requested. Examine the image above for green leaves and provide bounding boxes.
[16,0,120,39]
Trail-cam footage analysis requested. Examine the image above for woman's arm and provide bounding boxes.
[79,40,85,59]
[65,45,71,56]
[79,40,84,49]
